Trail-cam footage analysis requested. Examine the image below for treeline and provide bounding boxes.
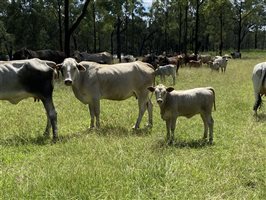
[0,0,265,59]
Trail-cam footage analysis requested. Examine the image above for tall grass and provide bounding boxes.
[0,52,265,199]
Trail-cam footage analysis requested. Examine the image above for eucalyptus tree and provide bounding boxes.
[231,0,264,52]
[203,0,233,55]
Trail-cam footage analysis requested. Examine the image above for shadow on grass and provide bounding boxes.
[0,134,53,146]
[154,138,213,149]
[0,125,152,146]
[254,113,266,122]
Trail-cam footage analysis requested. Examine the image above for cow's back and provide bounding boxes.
[165,88,214,118]
[77,61,154,101]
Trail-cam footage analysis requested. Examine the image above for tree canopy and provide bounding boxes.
[0,0,265,57]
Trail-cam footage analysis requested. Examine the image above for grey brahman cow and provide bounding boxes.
[57,58,154,129]
[148,84,216,144]
[155,64,177,85]
[0,58,58,140]
[252,62,266,116]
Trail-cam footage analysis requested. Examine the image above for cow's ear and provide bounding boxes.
[77,63,86,71]
[56,63,62,70]
[166,87,174,93]
[147,86,155,92]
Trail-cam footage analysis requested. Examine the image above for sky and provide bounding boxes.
[142,0,153,9]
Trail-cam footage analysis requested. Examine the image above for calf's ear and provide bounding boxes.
[77,63,86,71]
[166,87,174,93]
[147,86,155,92]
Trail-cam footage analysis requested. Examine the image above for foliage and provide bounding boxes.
[0,0,265,56]
[0,51,266,199]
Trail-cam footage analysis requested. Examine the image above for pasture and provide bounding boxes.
[1,51,265,199]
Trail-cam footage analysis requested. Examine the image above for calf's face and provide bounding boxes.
[57,58,86,86]
[148,84,174,105]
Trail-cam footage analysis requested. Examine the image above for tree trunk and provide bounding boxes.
[64,0,70,56]
[237,1,242,52]
[57,0,63,51]
[92,0,96,53]
[64,0,91,56]
[219,9,223,56]
[183,2,188,54]
[116,16,122,62]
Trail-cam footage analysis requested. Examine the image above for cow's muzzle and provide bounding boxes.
[157,99,163,104]
[64,79,72,86]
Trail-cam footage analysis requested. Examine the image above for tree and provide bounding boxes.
[64,0,91,56]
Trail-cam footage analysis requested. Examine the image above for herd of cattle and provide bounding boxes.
[0,48,264,145]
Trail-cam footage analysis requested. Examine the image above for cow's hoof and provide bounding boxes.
[145,123,153,128]
[43,132,50,138]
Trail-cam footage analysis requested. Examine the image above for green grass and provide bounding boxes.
[1,51,265,199]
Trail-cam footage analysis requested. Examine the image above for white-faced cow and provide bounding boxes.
[148,84,215,145]
[210,56,228,73]
[252,62,266,116]
[57,58,154,129]
[0,58,58,140]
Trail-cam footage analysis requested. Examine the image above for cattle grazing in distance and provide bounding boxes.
[252,62,266,116]
[148,84,215,145]
[13,48,66,64]
[198,54,212,64]
[231,51,241,59]
[57,58,154,129]
[210,56,228,73]
[121,55,137,63]
[158,55,180,74]
[155,64,177,85]
[0,58,58,140]
[73,51,113,64]
[188,59,202,68]
[142,54,158,69]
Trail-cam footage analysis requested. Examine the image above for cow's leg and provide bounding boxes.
[165,119,171,144]
[93,98,100,128]
[172,74,176,85]
[88,99,100,128]
[133,95,148,129]
[42,97,58,140]
[207,115,214,144]
[146,99,153,127]
[88,103,95,128]
[200,113,208,140]
[253,93,262,116]
[170,117,177,144]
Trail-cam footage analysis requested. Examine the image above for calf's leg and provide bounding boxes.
[165,119,171,143]
[200,113,208,139]
[88,103,95,128]
[170,117,177,144]
[207,115,214,144]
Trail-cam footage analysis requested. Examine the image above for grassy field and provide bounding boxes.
[0,51,265,199]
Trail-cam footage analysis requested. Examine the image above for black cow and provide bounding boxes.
[0,58,58,140]
[13,48,66,64]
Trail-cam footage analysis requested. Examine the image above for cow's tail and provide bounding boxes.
[208,87,216,111]
[253,94,262,112]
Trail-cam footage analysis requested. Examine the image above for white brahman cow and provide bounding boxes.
[57,58,154,129]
